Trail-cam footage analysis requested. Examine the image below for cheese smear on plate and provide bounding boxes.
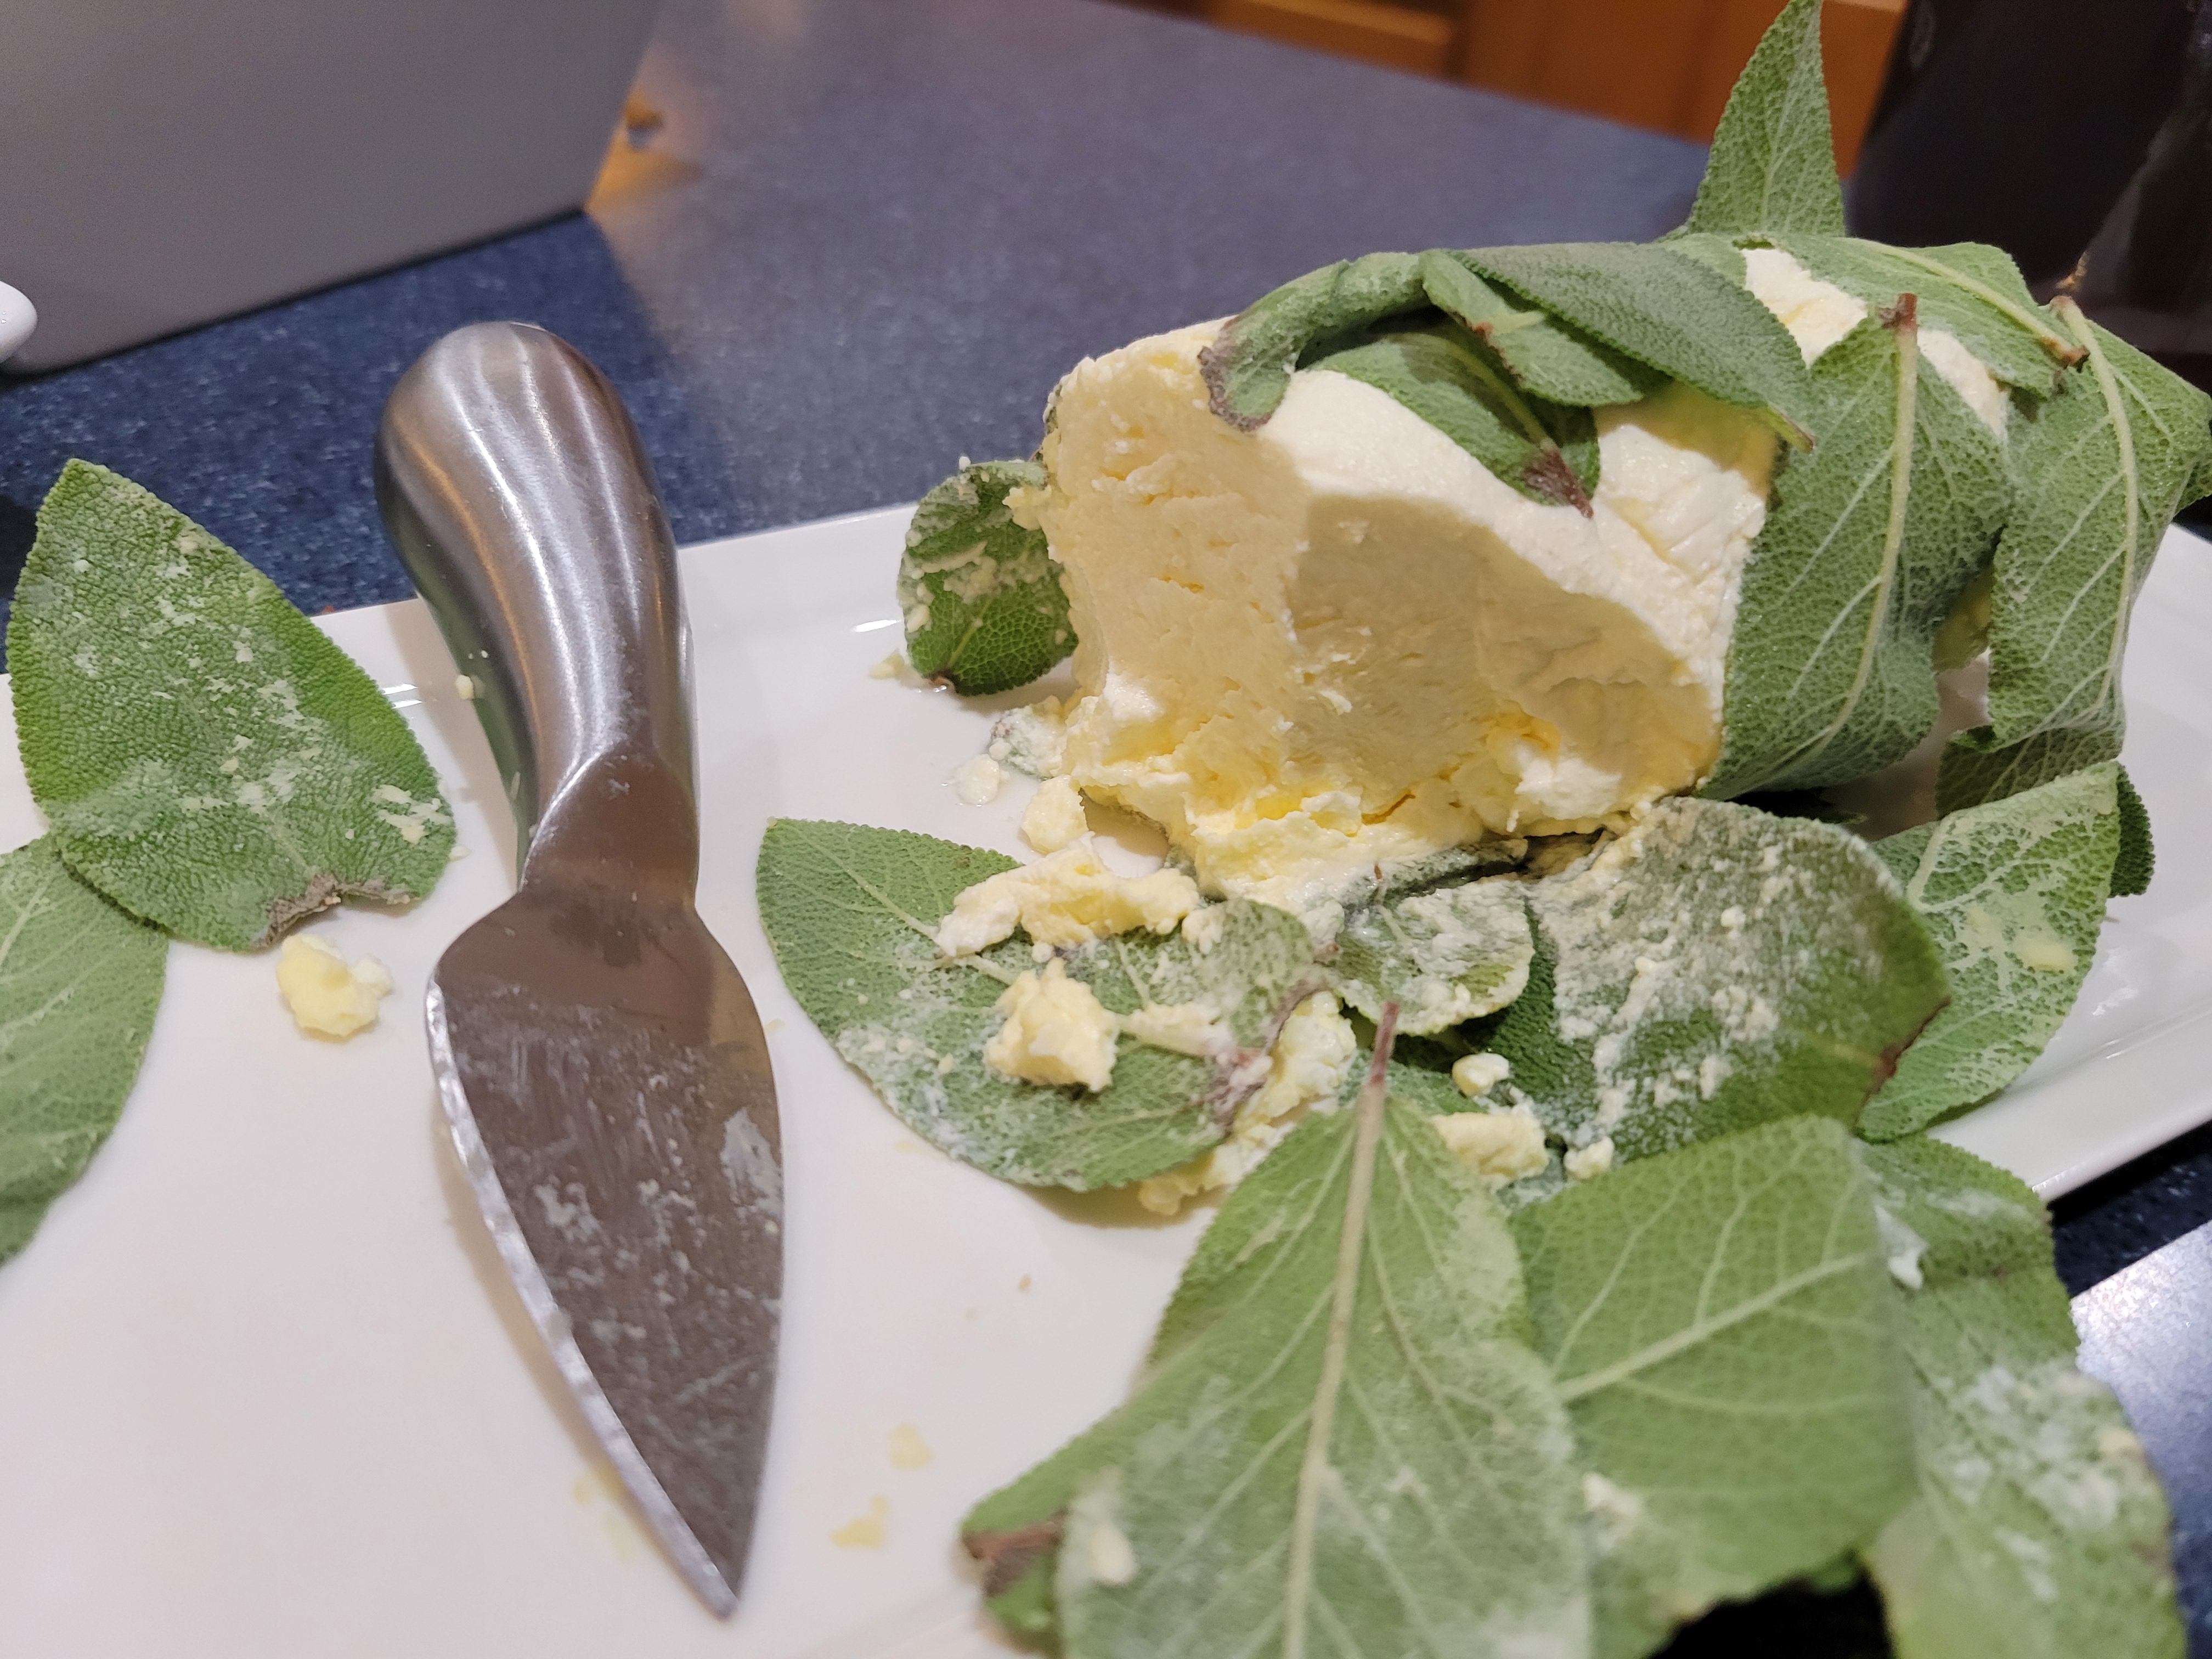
[1022,320,1779,916]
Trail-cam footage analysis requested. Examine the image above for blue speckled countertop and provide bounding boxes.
[5,0,2211,1644]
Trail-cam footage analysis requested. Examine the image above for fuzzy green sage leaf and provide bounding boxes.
[1862,763,2120,1141]
[1200,251,1425,430]
[1709,300,2008,797]
[1328,875,1532,1035]
[1681,0,1845,240]
[1418,249,1667,408]
[0,836,167,1263]
[8,462,455,951]
[898,460,1071,695]
[1457,242,1818,444]
[1940,309,2212,810]
[1309,321,1600,510]
[1858,1137,2183,1659]
[1513,1115,1916,1659]
[964,1079,1589,1657]
[1479,798,1948,1162]
[754,820,1320,1189]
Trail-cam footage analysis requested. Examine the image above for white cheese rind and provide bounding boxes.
[1034,322,1776,915]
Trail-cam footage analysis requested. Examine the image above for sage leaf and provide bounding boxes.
[1708,302,2008,798]
[1479,798,1948,1161]
[899,460,1071,695]
[1200,251,1426,430]
[1857,1138,2183,1659]
[1511,1115,1916,1659]
[754,820,1321,1188]
[1308,322,1600,510]
[967,1081,1590,1658]
[0,837,167,1262]
[1778,234,2076,388]
[8,462,455,951]
[2113,765,2154,898]
[1861,764,2120,1142]
[1329,876,1532,1034]
[1418,249,1667,408]
[1939,307,2212,810]
[1681,0,1845,240]
[1458,242,1817,444]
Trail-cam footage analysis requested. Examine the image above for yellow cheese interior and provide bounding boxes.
[1026,321,1778,915]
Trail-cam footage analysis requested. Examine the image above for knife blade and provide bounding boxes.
[374,322,782,1616]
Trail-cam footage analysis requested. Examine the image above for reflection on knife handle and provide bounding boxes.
[375,321,697,889]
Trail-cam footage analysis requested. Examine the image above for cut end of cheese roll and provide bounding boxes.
[1026,321,1777,917]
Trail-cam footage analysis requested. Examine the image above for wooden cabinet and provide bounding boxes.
[1202,0,1906,172]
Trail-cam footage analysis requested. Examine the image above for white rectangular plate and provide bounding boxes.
[1,508,2207,1657]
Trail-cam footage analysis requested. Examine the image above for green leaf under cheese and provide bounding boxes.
[1200,251,1426,429]
[1478,798,1947,1161]
[1939,309,2212,810]
[1457,242,1818,444]
[1862,764,2120,1141]
[1857,1138,2183,1659]
[1708,306,2009,797]
[1328,874,1532,1035]
[8,462,455,951]
[0,837,167,1263]
[1307,321,1601,509]
[965,1084,1590,1658]
[1681,0,1845,240]
[1513,1115,1916,1659]
[898,459,1072,695]
[753,820,1322,1189]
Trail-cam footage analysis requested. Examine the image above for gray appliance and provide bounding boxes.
[1,0,659,372]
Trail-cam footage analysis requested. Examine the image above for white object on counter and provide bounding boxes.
[0,283,34,362]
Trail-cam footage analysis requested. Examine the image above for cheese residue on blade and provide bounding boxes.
[1029,321,1776,916]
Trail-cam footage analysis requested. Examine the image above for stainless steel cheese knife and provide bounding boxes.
[375,322,781,1616]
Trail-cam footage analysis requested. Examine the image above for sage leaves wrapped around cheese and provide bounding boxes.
[0,837,166,1263]
[9,462,455,951]
[1940,307,2212,811]
[896,459,1072,695]
[754,820,1324,1188]
[1707,296,2009,797]
[1858,1138,2185,1658]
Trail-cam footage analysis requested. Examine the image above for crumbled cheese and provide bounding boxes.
[829,1496,889,1549]
[1136,992,1357,1214]
[1181,905,1228,953]
[1035,322,1774,916]
[950,754,1002,805]
[935,836,1200,955]
[1022,774,1090,853]
[1452,1052,1513,1097]
[887,1423,932,1470]
[1085,1519,1138,1587]
[1434,1108,1549,1189]
[1122,1000,1233,1058]
[983,958,1118,1091]
[275,933,394,1039]
[1564,1137,1616,1182]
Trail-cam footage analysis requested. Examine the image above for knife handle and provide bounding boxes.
[375,322,697,890]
